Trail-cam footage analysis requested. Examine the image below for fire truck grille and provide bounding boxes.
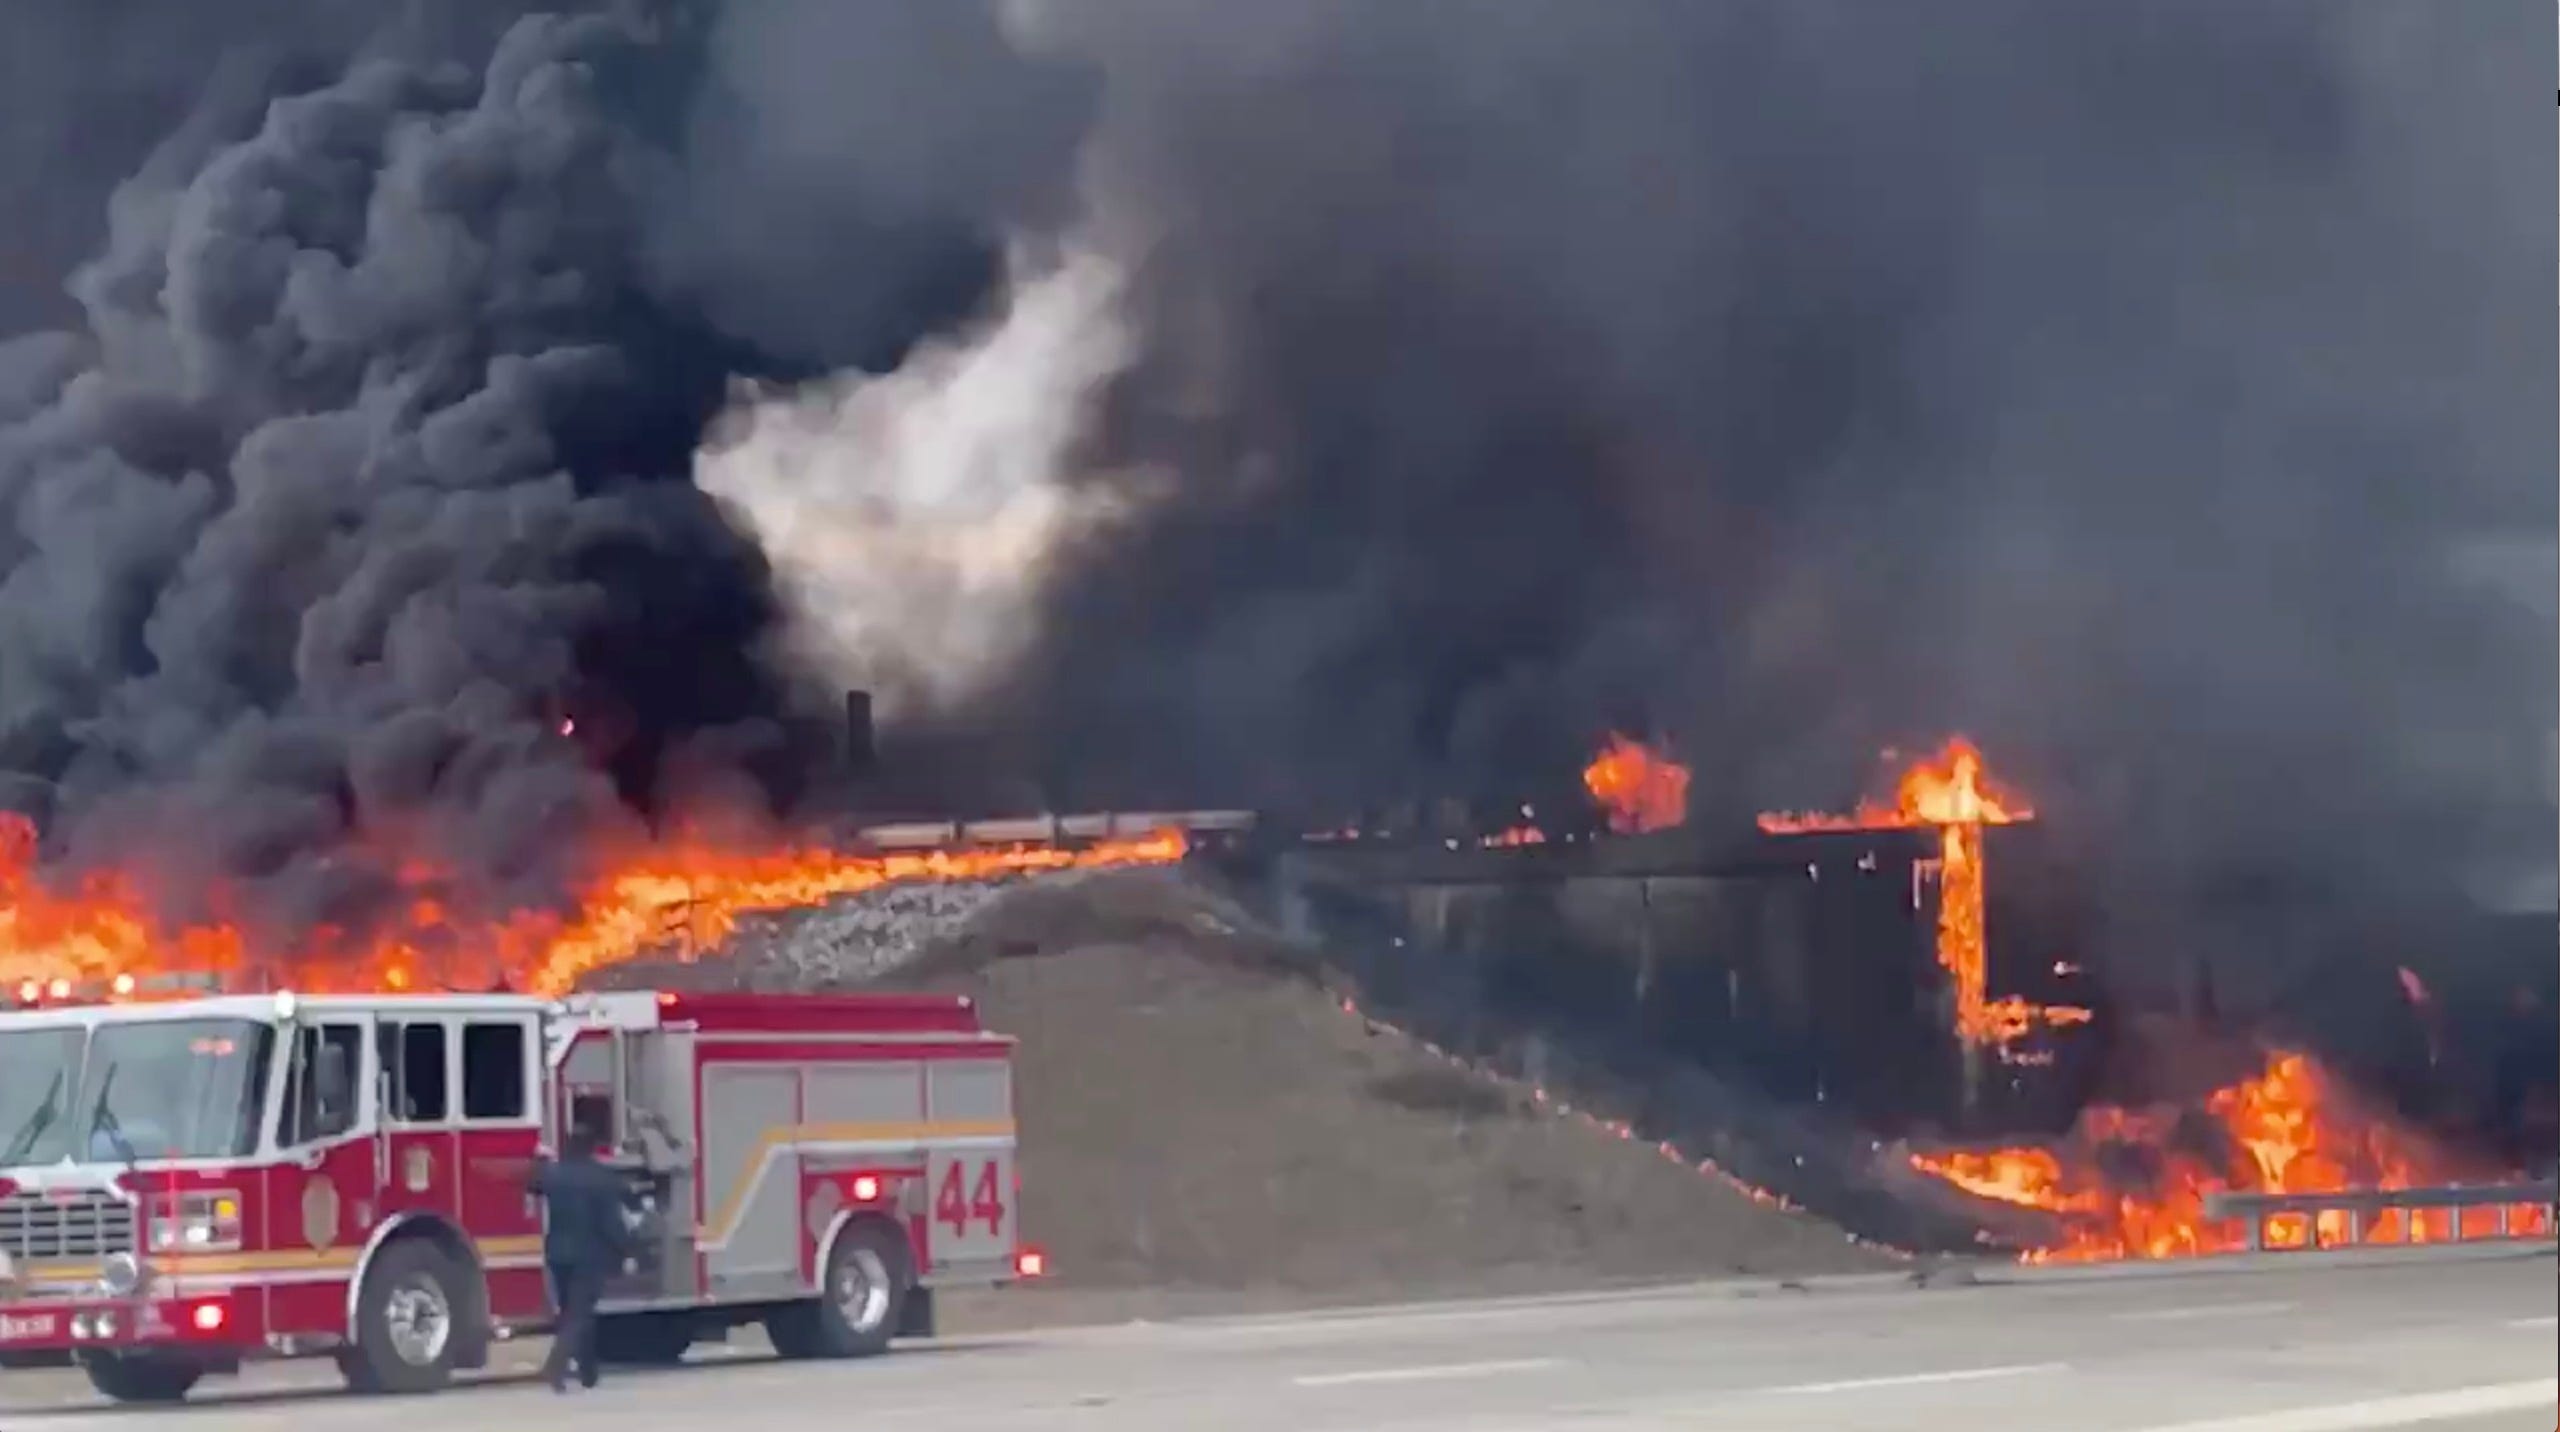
[0,1190,136,1263]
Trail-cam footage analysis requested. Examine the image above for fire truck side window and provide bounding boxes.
[380,1020,449,1124]
[279,1022,363,1146]
[460,1021,528,1122]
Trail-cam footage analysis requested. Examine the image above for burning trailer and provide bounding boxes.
[1265,738,2107,1145]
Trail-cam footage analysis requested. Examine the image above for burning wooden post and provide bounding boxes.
[1758,738,2082,1116]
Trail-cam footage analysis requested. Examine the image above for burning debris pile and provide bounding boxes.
[0,809,1184,999]
[1913,1050,2554,1261]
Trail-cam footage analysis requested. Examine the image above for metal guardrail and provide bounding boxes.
[858,810,1257,851]
[2203,1181,2559,1252]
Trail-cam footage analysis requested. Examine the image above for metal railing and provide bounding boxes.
[2202,1181,2558,1252]
[856,809,1257,852]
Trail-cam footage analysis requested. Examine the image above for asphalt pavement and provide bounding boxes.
[3,1245,2552,1430]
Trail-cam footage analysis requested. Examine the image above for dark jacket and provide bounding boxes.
[531,1154,637,1272]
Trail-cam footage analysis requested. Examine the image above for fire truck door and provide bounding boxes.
[374,1018,459,1230]
[451,1016,544,1277]
[555,1029,617,1148]
[265,1019,379,1334]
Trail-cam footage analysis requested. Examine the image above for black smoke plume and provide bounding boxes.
[934,1,2553,1020]
[0,1,1086,939]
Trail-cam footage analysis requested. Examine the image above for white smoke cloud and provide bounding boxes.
[695,238,1136,720]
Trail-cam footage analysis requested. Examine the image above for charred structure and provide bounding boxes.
[1262,818,2103,1146]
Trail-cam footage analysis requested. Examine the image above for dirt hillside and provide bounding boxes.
[603,868,1895,1324]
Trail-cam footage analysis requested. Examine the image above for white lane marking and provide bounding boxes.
[2120,1378,2558,1432]
[2507,1314,2558,1329]
[1761,1362,2067,1396]
[2113,1300,2300,1323]
[1292,1357,1567,1388]
[1101,1272,1926,1344]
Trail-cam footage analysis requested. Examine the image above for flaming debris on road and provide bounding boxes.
[0,812,1185,998]
[1911,1050,2553,1262]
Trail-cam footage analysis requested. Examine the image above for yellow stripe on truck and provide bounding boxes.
[160,1248,357,1275]
[160,1233,545,1277]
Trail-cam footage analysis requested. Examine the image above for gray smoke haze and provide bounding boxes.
[0,0,2547,1018]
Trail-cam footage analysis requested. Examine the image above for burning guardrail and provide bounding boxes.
[1911,1050,2556,1261]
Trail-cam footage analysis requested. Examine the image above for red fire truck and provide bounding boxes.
[0,983,1042,1402]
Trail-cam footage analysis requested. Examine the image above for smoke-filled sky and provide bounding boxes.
[0,0,2549,962]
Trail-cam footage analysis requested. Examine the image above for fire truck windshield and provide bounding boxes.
[0,1019,277,1166]
[0,1027,81,1166]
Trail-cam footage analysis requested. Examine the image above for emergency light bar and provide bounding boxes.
[5,969,223,1010]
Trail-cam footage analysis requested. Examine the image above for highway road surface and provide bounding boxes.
[2,1246,2552,1430]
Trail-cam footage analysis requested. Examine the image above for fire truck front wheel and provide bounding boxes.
[79,1351,203,1404]
[343,1237,473,1395]
[768,1218,910,1360]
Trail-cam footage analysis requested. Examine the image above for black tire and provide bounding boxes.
[896,1286,938,1340]
[80,1351,201,1404]
[595,1311,694,1366]
[765,1219,910,1360]
[343,1237,473,1395]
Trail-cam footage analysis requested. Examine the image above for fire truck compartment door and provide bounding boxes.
[921,1059,1016,1274]
[699,1067,800,1293]
[922,1142,1015,1273]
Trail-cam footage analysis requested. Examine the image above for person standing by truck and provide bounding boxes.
[529,1124,637,1392]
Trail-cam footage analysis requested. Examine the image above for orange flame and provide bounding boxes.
[0,812,1185,998]
[1583,735,1690,834]
[1913,1050,2543,1261]
[1756,736,2035,835]
[1757,739,2074,1046]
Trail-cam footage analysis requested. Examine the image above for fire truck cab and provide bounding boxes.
[0,984,1037,1402]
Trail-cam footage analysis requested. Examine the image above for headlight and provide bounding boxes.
[149,1191,243,1253]
[98,1252,141,1298]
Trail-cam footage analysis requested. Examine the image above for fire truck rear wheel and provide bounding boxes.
[345,1237,471,1395]
[768,1218,910,1360]
[79,1351,203,1404]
